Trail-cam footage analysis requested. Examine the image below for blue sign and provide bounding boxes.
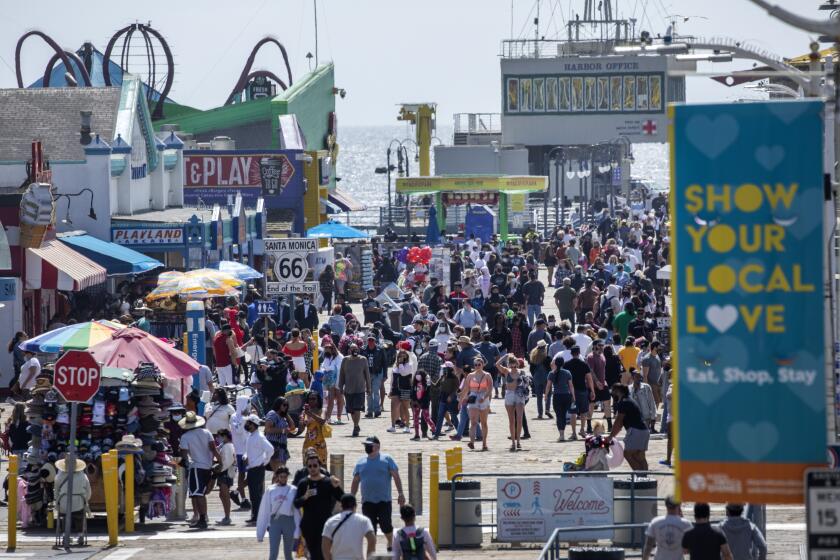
[0,278,16,302]
[185,301,206,366]
[256,300,277,316]
[672,100,825,504]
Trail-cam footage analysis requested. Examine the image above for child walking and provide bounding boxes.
[411,369,436,440]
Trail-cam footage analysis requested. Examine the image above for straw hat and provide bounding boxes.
[56,457,86,473]
[116,434,142,451]
[178,411,206,430]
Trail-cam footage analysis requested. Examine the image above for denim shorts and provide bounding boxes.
[572,391,590,414]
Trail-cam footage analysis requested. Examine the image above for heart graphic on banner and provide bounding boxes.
[685,114,739,160]
[728,421,779,460]
[679,336,748,405]
[777,350,823,412]
[754,145,785,170]
[775,187,823,241]
[766,101,810,124]
[706,305,738,333]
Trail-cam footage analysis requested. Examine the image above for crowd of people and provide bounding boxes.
[159,207,675,558]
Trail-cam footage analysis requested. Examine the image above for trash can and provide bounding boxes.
[613,477,657,547]
[437,480,481,548]
[388,310,402,331]
[569,547,625,560]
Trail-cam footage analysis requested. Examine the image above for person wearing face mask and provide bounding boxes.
[256,467,301,560]
[229,395,252,511]
[294,296,319,332]
[338,344,371,438]
[351,436,406,554]
[243,414,275,524]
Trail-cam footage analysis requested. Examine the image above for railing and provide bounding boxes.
[451,470,672,551]
[538,524,650,560]
[500,38,633,59]
[454,113,502,135]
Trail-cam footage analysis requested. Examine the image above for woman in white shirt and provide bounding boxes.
[215,429,237,525]
[256,467,301,560]
[204,388,236,435]
[387,348,417,434]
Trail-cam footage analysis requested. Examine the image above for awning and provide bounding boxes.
[25,239,107,291]
[321,198,344,215]
[58,232,163,275]
[328,189,366,212]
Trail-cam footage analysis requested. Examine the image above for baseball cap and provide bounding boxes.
[363,436,380,445]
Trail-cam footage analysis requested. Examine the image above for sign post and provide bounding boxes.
[53,350,101,550]
[806,469,840,559]
[264,238,319,328]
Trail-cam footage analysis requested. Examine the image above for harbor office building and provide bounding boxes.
[436,50,693,203]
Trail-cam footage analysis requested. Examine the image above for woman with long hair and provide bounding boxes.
[301,391,328,464]
[7,331,27,392]
[282,329,308,382]
[496,354,530,451]
[387,348,416,433]
[529,340,553,419]
[464,357,492,451]
[320,343,344,425]
[327,305,346,339]
[264,397,296,470]
[204,387,235,435]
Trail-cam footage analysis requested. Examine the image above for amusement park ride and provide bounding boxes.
[13,23,295,120]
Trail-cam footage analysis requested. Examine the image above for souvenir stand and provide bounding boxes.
[18,361,184,524]
[332,242,373,302]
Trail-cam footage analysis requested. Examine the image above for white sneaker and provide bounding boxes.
[402,427,411,433]
[386,426,397,433]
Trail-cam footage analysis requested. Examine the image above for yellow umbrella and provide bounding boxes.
[147,269,243,301]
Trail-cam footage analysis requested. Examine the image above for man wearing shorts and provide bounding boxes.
[565,346,595,440]
[606,383,651,471]
[351,436,406,553]
[212,324,239,386]
[178,411,221,530]
[338,344,371,438]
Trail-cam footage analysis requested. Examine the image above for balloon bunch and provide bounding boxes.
[406,246,432,265]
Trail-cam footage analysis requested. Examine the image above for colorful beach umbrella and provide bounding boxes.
[211,260,262,281]
[147,269,243,301]
[18,320,124,354]
[88,327,199,379]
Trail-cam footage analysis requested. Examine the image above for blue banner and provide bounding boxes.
[672,100,825,504]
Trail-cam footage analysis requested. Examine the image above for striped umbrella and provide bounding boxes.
[19,320,124,354]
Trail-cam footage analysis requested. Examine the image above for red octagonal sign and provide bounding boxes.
[54,350,102,403]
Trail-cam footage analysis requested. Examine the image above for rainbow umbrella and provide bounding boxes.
[147,269,243,301]
[19,320,124,354]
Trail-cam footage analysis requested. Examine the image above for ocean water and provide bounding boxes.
[338,125,670,224]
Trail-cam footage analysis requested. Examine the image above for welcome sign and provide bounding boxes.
[671,100,826,504]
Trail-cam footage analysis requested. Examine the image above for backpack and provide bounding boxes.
[399,528,426,560]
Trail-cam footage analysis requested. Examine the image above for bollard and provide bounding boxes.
[445,447,463,481]
[47,507,54,529]
[313,343,319,373]
[124,454,135,532]
[7,454,17,551]
[174,464,186,520]
[429,454,439,545]
[452,446,463,478]
[103,451,119,546]
[329,454,345,489]
[408,453,423,515]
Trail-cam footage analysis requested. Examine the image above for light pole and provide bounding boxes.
[374,160,395,227]
[545,147,565,236]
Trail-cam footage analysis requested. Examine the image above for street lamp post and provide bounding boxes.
[546,147,565,236]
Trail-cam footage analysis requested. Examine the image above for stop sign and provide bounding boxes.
[54,350,102,403]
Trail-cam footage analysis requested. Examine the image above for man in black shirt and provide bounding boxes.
[606,383,650,471]
[522,271,545,327]
[682,502,733,560]
[362,289,386,325]
[565,346,595,440]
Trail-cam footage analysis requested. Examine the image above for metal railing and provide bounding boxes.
[454,113,502,135]
[538,524,650,560]
[451,470,672,550]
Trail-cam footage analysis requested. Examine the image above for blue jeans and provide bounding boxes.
[367,373,383,414]
[527,304,542,326]
[533,380,547,416]
[456,404,482,440]
[268,514,296,560]
[433,395,458,436]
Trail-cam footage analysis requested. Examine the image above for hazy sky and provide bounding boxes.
[0,0,826,126]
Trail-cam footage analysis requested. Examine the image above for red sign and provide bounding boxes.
[54,350,101,403]
[184,154,294,188]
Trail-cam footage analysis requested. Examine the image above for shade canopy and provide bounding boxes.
[59,233,163,275]
[147,269,244,301]
[306,221,370,239]
[88,327,199,379]
[25,239,107,291]
[19,320,123,354]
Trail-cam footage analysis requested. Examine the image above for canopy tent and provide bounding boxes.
[328,189,367,212]
[58,232,163,275]
[396,175,548,241]
[88,327,199,379]
[306,221,370,239]
[25,239,107,290]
